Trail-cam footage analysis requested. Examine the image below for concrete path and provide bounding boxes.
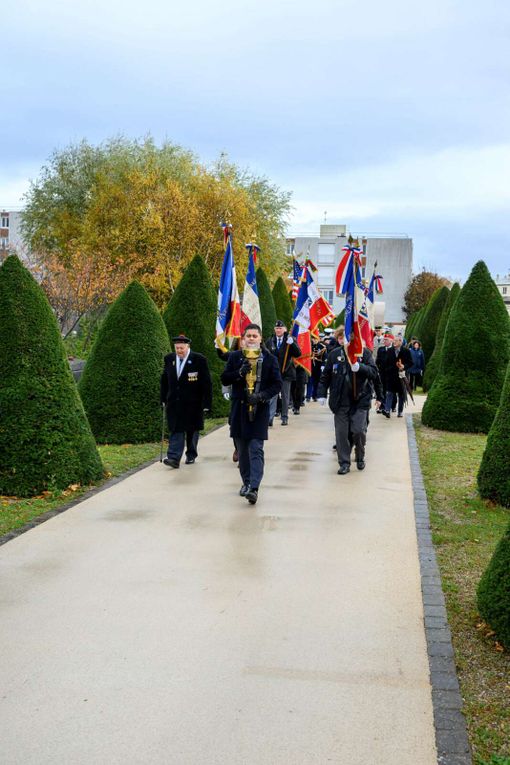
[0,400,436,764]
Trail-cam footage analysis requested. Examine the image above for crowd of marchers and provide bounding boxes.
[158,321,426,505]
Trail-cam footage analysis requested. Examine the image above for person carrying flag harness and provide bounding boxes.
[318,326,382,474]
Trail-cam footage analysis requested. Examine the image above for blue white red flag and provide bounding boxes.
[240,243,261,332]
[336,244,364,364]
[290,266,312,374]
[305,263,335,335]
[291,258,303,301]
[215,224,241,352]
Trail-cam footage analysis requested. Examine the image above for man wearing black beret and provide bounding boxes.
[160,335,213,468]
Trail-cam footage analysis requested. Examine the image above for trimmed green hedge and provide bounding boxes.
[419,285,450,364]
[163,255,229,417]
[333,307,346,328]
[477,518,510,649]
[272,276,293,329]
[79,281,169,443]
[0,256,103,496]
[256,267,277,339]
[422,261,510,433]
[422,283,460,391]
[477,361,510,507]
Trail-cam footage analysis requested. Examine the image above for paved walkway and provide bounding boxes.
[0,400,436,764]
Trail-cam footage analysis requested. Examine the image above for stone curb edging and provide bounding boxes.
[406,415,472,765]
[0,421,226,548]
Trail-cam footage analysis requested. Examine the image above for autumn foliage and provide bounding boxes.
[21,138,291,320]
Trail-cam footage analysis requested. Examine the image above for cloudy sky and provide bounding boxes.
[3,0,510,279]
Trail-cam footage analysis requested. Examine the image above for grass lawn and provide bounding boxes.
[0,418,226,538]
[414,417,510,765]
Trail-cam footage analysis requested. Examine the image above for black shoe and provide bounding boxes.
[239,484,249,497]
[356,460,366,470]
[281,418,288,426]
[337,465,350,475]
[312,397,317,402]
[269,419,273,427]
[382,410,390,419]
[163,458,180,469]
[332,444,337,450]
[376,408,382,414]
[245,488,258,504]
[293,408,300,415]
[391,408,396,413]
[185,457,196,464]
[397,413,403,418]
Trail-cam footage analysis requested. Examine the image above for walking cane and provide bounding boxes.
[159,403,166,462]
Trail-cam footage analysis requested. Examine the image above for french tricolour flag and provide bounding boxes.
[290,267,312,374]
[240,244,261,332]
[336,244,364,364]
[215,225,241,352]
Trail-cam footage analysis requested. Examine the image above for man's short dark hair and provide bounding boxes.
[243,323,262,336]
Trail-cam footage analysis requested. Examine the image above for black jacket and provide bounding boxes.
[160,351,213,432]
[221,351,282,440]
[376,344,413,394]
[265,333,301,381]
[318,347,379,412]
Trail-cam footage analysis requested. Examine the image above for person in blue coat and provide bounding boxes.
[221,323,282,505]
[408,340,425,390]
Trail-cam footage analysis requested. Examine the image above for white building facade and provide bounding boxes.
[0,210,24,258]
[287,224,413,325]
[495,273,510,315]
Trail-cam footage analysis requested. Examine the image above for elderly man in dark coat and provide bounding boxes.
[318,327,382,474]
[265,319,301,425]
[376,334,412,417]
[160,335,213,468]
[221,323,282,505]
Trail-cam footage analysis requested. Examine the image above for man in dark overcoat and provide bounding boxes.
[376,334,412,417]
[318,327,382,474]
[221,323,282,504]
[265,319,301,425]
[160,335,213,468]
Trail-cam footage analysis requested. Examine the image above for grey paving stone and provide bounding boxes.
[428,641,454,657]
[432,689,464,709]
[437,753,472,765]
[427,627,452,643]
[430,671,460,691]
[436,727,470,754]
[434,707,467,728]
[424,604,447,618]
[428,655,458,674]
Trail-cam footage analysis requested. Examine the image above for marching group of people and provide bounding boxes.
[159,321,424,504]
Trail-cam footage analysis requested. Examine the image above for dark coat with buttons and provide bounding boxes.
[265,333,302,381]
[160,351,212,432]
[376,344,413,394]
[221,351,282,440]
[318,347,379,412]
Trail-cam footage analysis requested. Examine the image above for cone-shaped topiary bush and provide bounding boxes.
[0,256,103,496]
[163,255,229,417]
[272,276,293,329]
[422,283,460,391]
[477,518,510,649]
[256,267,277,339]
[79,281,169,443]
[407,306,424,342]
[422,261,510,432]
[419,285,450,363]
[333,307,346,328]
[477,361,510,506]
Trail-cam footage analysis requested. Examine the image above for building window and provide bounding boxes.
[0,237,8,249]
[321,289,334,304]
[503,286,508,295]
[317,243,335,264]
[286,241,295,255]
[1,215,9,228]
[318,266,335,286]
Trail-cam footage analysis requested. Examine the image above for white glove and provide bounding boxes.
[286,336,294,345]
[223,392,230,400]
[399,370,406,378]
[318,398,327,406]
[351,362,360,372]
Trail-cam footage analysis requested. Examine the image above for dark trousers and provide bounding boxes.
[291,369,307,410]
[409,372,422,390]
[270,379,292,420]
[385,389,405,415]
[167,430,199,462]
[334,407,369,466]
[235,437,264,490]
